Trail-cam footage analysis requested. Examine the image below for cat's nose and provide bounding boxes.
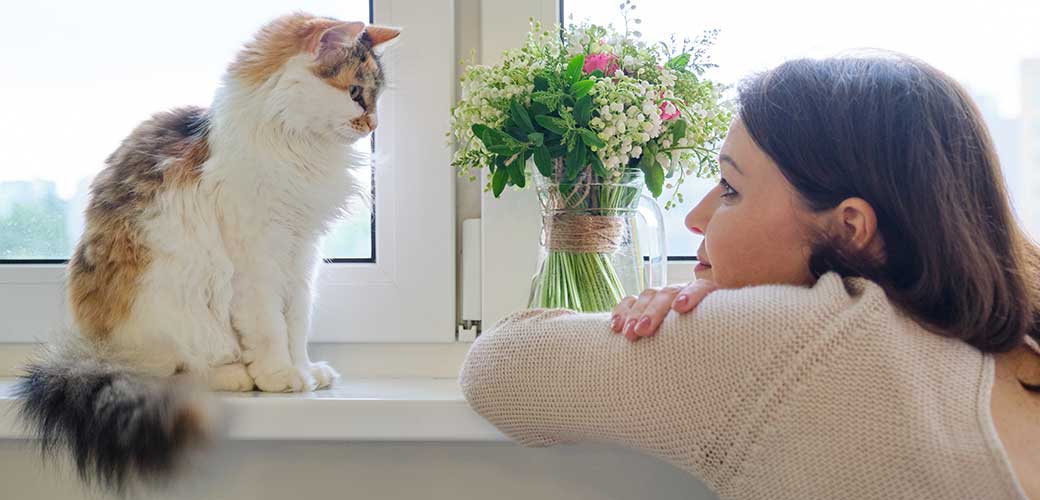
[351,114,377,133]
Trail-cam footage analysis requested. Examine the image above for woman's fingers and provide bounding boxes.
[671,280,719,313]
[611,282,717,342]
[611,295,637,333]
[622,288,659,341]
[634,286,683,339]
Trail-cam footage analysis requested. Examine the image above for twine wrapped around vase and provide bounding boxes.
[543,212,625,253]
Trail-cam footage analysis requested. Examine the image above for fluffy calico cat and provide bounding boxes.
[14,13,399,491]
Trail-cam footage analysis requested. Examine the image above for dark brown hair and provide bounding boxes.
[737,53,1040,389]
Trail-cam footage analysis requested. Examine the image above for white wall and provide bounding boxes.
[0,441,719,500]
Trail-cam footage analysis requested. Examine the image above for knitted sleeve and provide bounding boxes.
[459,274,858,489]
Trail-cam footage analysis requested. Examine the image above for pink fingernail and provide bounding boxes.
[636,316,651,335]
[676,295,688,305]
[611,316,621,331]
[624,319,637,336]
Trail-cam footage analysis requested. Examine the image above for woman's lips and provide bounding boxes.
[695,261,712,272]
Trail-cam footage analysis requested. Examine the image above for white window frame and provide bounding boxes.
[478,0,696,328]
[0,0,457,345]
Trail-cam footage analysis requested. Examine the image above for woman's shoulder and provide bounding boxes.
[681,272,894,333]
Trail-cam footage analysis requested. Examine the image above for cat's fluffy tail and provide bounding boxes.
[13,340,214,493]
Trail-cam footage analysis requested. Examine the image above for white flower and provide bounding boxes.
[678,137,689,147]
[662,139,672,149]
[610,101,624,113]
[623,55,636,68]
[603,126,616,138]
[631,146,643,158]
[600,106,611,116]
[616,121,626,133]
[640,133,651,142]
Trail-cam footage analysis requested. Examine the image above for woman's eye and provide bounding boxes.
[349,85,363,100]
[719,178,738,198]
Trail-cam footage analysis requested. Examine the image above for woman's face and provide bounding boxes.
[685,118,822,288]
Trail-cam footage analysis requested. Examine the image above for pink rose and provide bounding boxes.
[583,53,619,76]
[659,100,680,121]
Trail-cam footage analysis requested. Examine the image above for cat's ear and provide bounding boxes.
[313,21,366,57]
[361,25,401,52]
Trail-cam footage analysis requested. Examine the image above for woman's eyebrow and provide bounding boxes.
[720,154,744,175]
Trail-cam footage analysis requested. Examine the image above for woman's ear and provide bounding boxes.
[834,197,884,261]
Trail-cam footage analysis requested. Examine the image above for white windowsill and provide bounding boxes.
[0,377,507,442]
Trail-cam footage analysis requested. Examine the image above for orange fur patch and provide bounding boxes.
[69,107,210,339]
[228,13,345,87]
[69,221,151,340]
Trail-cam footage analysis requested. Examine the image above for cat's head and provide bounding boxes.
[229,13,400,142]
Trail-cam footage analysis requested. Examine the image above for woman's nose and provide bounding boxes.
[686,186,720,235]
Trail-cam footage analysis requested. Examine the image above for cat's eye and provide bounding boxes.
[349,85,363,101]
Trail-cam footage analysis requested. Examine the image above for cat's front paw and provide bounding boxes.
[248,363,316,393]
[209,363,256,392]
[306,361,340,389]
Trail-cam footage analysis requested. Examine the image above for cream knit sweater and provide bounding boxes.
[459,273,1029,499]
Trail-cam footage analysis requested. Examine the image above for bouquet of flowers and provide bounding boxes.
[450,2,732,311]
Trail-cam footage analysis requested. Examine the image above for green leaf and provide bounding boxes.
[535,115,568,135]
[506,126,528,142]
[492,167,508,197]
[573,96,593,126]
[510,100,534,133]
[471,124,498,147]
[533,75,550,91]
[485,127,518,146]
[590,69,604,79]
[530,102,550,117]
[671,119,688,142]
[565,144,587,180]
[533,146,553,177]
[641,155,665,198]
[570,79,595,99]
[528,132,544,147]
[566,54,585,83]
[666,53,691,71]
[487,144,517,156]
[590,153,609,178]
[508,154,526,187]
[638,148,654,171]
[578,128,606,149]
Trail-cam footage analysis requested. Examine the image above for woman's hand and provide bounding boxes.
[610,280,719,342]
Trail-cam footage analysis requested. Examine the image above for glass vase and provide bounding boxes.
[528,159,667,312]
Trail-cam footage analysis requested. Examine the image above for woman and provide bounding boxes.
[460,54,1040,499]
